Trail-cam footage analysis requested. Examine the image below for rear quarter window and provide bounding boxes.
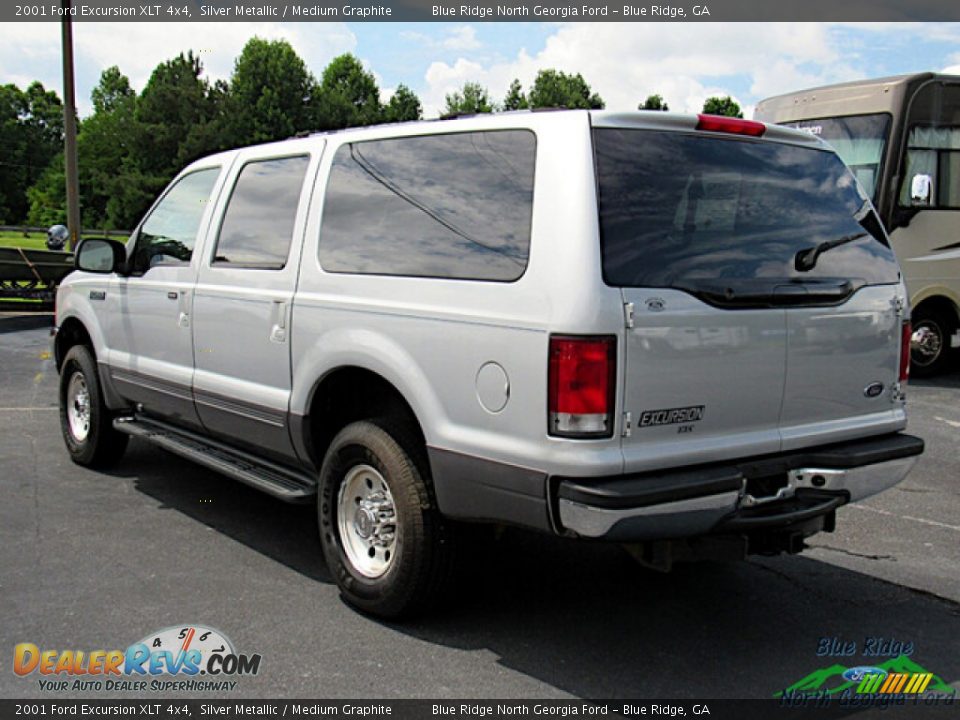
[594,129,900,290]
[318,130,536,282]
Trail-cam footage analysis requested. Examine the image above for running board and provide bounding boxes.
[113,416,316,502]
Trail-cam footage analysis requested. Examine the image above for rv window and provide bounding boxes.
[899,126,960,209]
[784,114,890,202]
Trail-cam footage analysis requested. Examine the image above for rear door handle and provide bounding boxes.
[177,289,190,328]
[270,300,287,343]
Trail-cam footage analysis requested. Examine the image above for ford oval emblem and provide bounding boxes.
[842,666,887,683]
[864,382,885,398]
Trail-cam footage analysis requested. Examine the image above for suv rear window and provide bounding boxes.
[594,129,899,295]
[319,130,535,282]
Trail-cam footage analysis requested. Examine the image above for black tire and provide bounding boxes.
[58,345,129,467]
[910,307,956,378]
[318,418,455,618]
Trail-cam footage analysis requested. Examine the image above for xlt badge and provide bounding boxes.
[638,405,705,428]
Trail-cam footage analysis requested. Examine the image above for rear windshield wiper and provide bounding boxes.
[795,199,882,272]
[794,231,868,272]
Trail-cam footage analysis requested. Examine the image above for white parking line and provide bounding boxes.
[850,503,960,533]
[934,415,960,428]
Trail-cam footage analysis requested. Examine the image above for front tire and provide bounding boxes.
[58,345,128,467]
[910,307,956,377]
[317,419,455,618]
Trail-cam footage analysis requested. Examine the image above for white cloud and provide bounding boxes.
[944,52,960,75]
[416,22,904,118]
[0,22,357,116]
[399,25,483,53]
[442,26,482,51]
[75,22,356,89]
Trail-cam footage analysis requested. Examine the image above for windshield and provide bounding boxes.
[594,129,900,292]
[783,114,891,202]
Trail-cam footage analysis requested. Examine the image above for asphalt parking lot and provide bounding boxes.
[1,312,958,701]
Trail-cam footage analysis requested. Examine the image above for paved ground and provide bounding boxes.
[1,313,958,701]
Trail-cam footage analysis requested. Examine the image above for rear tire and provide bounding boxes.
[910,307,956,377]
[58,345,129,467]
[317,418,455,618]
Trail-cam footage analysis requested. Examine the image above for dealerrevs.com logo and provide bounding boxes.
[13,625,262,692]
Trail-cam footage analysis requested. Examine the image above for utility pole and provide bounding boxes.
[61,0,81,251]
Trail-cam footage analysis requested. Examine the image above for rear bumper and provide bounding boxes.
[555,433,923,541]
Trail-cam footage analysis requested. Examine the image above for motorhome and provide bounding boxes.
[756,73,960,375]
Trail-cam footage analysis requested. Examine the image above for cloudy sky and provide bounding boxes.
[2,22,959,119]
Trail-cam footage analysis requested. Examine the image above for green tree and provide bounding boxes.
[384,84,422,123]
[77,68,140,228]
[443,81,494,116]
[226,38,316,146]
[640,93,669,111]
[315,54,383,130]
[701,95,743,118]
[502,79,528,111]
[528,70,604,110]
[25,153,66,228]
[91,66,134,114]
[0,82,63,223]
[136,52,218,176]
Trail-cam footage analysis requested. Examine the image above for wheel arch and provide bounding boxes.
[296,365,431,473]
[911,292,960,328]
[54,316,94,371]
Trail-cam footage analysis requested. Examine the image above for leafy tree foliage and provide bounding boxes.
[444,82,495,115]
[4,41,639,232]
[91,66,134,114]
[502,79,529,111]
[528,70,604,110]
[226,38,316,146]
[640,94,669,111]
[701,95,743,118]
[0,82,63,223]
[384,84,422,123]
[316,54,383,130]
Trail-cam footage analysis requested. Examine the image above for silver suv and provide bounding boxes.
[55,110,923,617]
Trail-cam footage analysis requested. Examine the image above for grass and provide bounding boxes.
[0,231,49,250]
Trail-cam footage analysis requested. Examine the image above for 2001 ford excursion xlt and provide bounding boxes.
[55,110,924,616]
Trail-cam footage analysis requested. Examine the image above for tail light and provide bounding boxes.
[899,321,911,383]
[696,114,766,137]
[548,335,616,438]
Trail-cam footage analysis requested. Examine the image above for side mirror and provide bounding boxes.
[75,237,126,275]
[910,173,933,206]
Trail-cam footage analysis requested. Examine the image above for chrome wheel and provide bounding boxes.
[336,464,398,578]
[66,371,91,442]
[911,321,943,368]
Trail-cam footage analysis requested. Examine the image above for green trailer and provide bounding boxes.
[0,246,74,307]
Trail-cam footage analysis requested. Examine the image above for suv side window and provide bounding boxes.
[130,167,220,275]
[212,155,310,270]
[318,130,536,282]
